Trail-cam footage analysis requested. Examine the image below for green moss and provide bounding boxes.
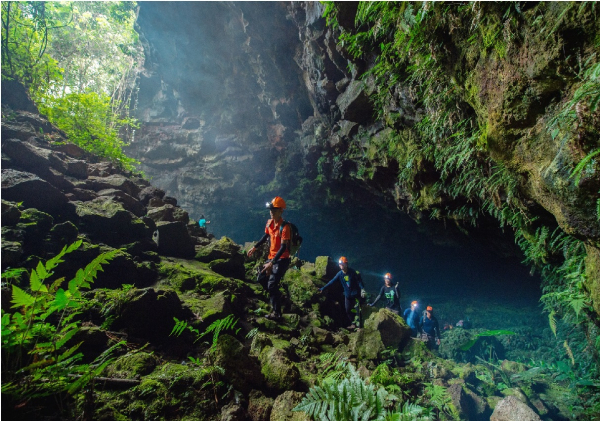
[104,352,158,379]
[259,346,300,390]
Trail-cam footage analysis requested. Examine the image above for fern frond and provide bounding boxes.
[549,310,557,337]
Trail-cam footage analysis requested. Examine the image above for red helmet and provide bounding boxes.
[384,273,392,280]
[411,301,418,307]
[266,196,286,210]
[338,256,348,265]
[426,306,433,312]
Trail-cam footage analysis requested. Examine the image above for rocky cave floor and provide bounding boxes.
[2,103,597,421]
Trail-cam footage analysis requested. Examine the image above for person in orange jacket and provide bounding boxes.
[248,196,291,320]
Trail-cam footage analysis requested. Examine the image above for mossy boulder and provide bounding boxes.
[195,236,241,262]
[213,334,264,394]
[114,288,189,343]
[259,346,300,391]
[195,236,245,279]
[124,362,217,419]
[1,200,22,226]
[74,197,149,247]
[270,391,311,421]
[350,308,411,360]
[282,268,323,309]
[247,389,274,421]
[250,332,274,357]
[314,256,338,280]
[104,352,158,379]
[180,290,236,326]
[158,259,247,294]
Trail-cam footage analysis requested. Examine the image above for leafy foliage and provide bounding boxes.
[293,363,396,421]
[1,1,142,172]
[1,241,121,408]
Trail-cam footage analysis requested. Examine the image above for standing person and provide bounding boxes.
[403,301,420,337]
[247,196,291,320]
[419,306,441,349]
[198,215,211,229]
[319,256,366,329]
[368,273,401,314]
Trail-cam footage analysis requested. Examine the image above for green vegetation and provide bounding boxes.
[1,241,122,416]
[1,1,141,171]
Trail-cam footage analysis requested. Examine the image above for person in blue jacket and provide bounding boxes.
[403,300,420,337]
[419,305,441,349]
[319,256,366,329]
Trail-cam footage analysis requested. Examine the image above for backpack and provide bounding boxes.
[279,220,303,257]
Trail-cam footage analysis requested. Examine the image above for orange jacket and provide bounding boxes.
[265,218,291,260]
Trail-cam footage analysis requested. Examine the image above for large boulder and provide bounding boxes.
[154,221,195,258]
[180,290,235,326]
[97,188,146,217]
[490,396,541,421]
[74,197,150,247]
[115,288,188,343]
[247,390,274,421]
[282,269,322,309]
[314,256,338,280]
[213,334,264,394]
[270,391,311,421]
[259,346,300,392]
[195,237,245,279]
[1,169,69,215]
[74,174,141,197]
[349,308,411,360]
[147,204,189,223]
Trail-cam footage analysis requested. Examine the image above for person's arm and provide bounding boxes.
[271,243,287,264]
[434,319,441,340]
[395,283,401,299]
[369,286,384,306]
[320,272,340,292]
[356,271,365,290]
[248,233,269,256]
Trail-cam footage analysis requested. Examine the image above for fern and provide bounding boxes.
[294,363,396,421]
[549,310,558,337]
[1,242,118,404]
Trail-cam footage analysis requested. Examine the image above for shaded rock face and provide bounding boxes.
[130,1,313,226]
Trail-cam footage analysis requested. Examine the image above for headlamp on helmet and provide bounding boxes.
[384,273,392,280]
[338,256,348,265]
[266,196,286,210]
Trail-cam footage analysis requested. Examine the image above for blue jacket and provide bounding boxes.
[320,267,364,298]
[420,314,441,339]
[403,308,419,331]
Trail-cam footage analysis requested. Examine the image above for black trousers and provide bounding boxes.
[257,258,290,315]
[344,295,364,327]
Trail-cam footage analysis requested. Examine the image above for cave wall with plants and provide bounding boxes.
[130,2,599,331]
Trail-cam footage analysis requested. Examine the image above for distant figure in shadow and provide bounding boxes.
[403,300,420,337]
[419,306,441,349]
[319,256,366,330]
[248,196,291,321]
[198,215,210,229]
[368,272,401,314]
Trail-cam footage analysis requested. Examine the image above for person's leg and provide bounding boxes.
[356,296,365,328]
[344,296,355,326]
[267,259,290,316]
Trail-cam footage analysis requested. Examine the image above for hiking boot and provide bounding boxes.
[266,312,282,320]
[346,324,356,330]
